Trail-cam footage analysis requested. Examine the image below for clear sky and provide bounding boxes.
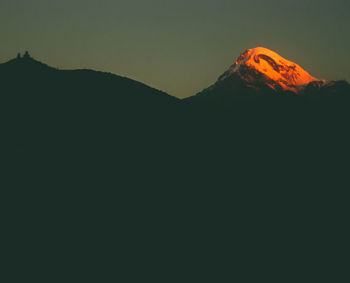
[1,0,349,98]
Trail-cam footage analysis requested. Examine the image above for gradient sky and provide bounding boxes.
[1,0,349,98]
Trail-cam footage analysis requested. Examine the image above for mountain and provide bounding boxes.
[3,51,349,281]
[1,52,178,105]
[1,53,183,174]
[218,47,325,93]
[187,47,350,104]
[3,52,350,250]
[3,51,350,171]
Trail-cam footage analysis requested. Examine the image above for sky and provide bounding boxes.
[1,0,349,98]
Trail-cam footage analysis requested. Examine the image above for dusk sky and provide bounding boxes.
[1,0,349,98]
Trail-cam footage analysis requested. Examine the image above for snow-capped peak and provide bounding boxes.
[218,47,325,93]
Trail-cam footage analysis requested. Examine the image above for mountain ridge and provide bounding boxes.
[187,47,349,104]
[2,49,349,103]
[0,52,179,104]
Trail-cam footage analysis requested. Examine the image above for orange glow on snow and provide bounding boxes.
[231,47,324,93]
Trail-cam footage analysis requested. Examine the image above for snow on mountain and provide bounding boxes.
[216,47,325,93]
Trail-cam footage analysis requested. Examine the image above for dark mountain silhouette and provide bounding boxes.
[2,51,350,280]
[1,52,178,106]
[2,50,350,181]
[2,52,181,169]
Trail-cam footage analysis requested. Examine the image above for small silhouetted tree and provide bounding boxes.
[24,51,30,59]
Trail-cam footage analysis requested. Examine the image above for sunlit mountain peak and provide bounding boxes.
[219,47,325,93]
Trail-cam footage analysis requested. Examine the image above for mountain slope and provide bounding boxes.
[0,53,178,106]
[1,53,182,162]
[186,47,349,104]
[219,47,324,93]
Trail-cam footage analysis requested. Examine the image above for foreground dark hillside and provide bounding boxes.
[2,54,181,176]
[3,53,350,194]
[2,54,350,281]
